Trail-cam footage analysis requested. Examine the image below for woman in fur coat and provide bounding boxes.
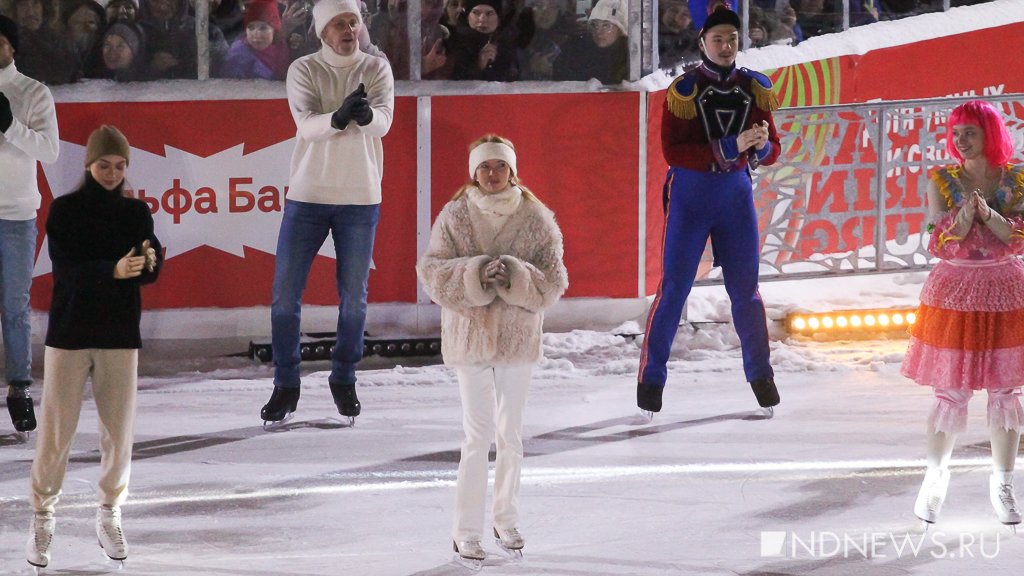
[417,134,568,563]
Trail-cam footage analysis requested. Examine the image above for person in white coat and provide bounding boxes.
[417,134,568,563]
[0,14,59,435]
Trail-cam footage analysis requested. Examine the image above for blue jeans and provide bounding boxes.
[271,200,379,388]
[0,218,37,385]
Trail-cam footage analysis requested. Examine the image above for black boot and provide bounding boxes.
[7,382,36,432]
[749,376,780,408]
[329,381,361,417]
[636,383,663,413]
[260,387,299,422]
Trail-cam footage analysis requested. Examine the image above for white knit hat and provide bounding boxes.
[589,0,628,36]
[468,142,517,179]
[313,0,362,39]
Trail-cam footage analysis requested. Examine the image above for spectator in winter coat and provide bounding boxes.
[260,0,394,427]
[515,0,574,80]
[0,14,59,436]
[62,0,104,78]
[220,0,288,79]
[451,0,519,81]
[552,0,627,83]
[417,134,567,564]
[25,125,162,569]
[10,0,78,84]
[138,0,227,78]
[104,0,138,25]
[658,0,698,69]
[89,21,145,81]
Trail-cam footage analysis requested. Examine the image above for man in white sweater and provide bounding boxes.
[261,0,394,427]
[0,15,59,435]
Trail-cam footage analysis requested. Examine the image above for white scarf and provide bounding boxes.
[467,186,523,239]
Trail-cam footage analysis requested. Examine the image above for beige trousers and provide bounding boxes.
[452,364,533,542]
[31,347,138,514]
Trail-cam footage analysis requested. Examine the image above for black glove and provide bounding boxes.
[351,100,373,127]
[331,83,368,131]
[0,93,13,133]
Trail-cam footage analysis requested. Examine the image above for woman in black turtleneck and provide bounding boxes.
[26,125,161,569]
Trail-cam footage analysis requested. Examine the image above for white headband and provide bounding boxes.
[469,142,518,179]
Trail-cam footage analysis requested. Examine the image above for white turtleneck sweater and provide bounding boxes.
[0,62,60,220]
[285,46,394,206]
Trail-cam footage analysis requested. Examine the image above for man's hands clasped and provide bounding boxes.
[331,83,373,130]
[737,120,770,153]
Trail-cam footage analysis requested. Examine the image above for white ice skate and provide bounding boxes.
[493,527,524,560]
[452,539,485,570]
[914,468,950,526]
[26,512,54,568]
[96,506,128,564]
[990,472,1022,531]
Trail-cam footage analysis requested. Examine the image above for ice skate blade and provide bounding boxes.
[761,406,774,419]
[452,554,483,571]
[639,409,654,423]
[262,411,295,431]
[494,540,524,561]
[347,416,356,427]
[15,430,30,443]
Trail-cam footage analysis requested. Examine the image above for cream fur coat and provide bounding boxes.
[416,190,568,366]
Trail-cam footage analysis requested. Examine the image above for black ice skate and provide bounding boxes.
[329,381,360,426]
[7,383,37,438]
[260,387,299,429]
[749,376,780,418]
[637,382,663,421]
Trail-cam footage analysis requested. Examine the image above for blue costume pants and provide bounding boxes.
[639,167,773,387]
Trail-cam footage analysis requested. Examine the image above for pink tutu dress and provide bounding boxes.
[901,164,1024,392]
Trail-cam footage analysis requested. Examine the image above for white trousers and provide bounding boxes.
[31,347,139,514]
[452,364,532,542]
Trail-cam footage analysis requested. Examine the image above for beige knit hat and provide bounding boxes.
[84,125,130,167]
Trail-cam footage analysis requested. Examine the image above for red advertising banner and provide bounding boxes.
[31,98,419,309]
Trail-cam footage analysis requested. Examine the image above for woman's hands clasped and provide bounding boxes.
[114,240,156,279]
[480,257,510,289]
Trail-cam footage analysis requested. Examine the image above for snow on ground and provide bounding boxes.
[3,271,1022,575]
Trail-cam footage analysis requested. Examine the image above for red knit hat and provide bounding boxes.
[245,0,281,30]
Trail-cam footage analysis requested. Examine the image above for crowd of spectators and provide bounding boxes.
[0,0,998,85]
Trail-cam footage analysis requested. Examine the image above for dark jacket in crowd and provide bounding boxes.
[553,34,628,84]
[450,24,519,82]
[45,174,163,350]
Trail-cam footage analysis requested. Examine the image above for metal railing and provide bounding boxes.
[694,93,1024,285]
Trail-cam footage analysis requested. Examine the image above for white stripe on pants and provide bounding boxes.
[31,347,139,514]
[453,364,532,542]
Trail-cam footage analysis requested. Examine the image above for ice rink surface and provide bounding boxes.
[2,281,1022,575]
[8,2,1020,572]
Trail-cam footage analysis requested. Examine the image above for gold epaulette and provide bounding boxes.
[750,80,779,112]
[666,76,697,120]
